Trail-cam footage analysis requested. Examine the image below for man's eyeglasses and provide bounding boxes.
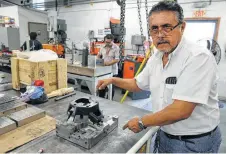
[150,22,181,36]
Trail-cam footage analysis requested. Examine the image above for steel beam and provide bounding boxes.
[0,101,27,116]
[0,116,17,135]
[8,107,46,127]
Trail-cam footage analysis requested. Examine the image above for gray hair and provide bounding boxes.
[149,1,184,23]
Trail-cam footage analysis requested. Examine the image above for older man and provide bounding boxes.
[97,1,222,153]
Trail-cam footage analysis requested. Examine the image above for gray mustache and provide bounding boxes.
[157,40,169,46]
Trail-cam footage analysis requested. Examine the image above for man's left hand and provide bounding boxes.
[123,117,142,133]
[104,62,110,66]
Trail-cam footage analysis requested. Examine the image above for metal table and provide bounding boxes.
[2,90,153,153]
[67,64,113,100]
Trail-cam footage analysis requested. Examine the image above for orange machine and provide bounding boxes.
[90,41,125,55]
[123,54,151,100]
[90,41,105,55]
[123,55,146,79]
[42,44,65,57]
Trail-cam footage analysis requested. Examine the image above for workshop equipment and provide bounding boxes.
[0,116,17,135]
[0,27,20,51]
[56,97,118,149]
[120,44,154,103]
[0,83,13,92]
[68,64,112,77]
[0,101,27,116]
[81,43,89,67]
[123,57,150,100]
[90,18,125,55]
[47,87,74,98]
[42,44,65,58]
[131,35,146,54]
[67,65,113,100]
[90,41,124,56]
[0,73,12,84]
[0,27,20,65]
[46,11,67,58]
[0,94,16,105]
[7,107,46,127]
[55,91,76,101]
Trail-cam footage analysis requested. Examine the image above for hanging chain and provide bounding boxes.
[145,0,150,40]
[119,0,126,70]
[137,0,143,36]
[145,0,152,56]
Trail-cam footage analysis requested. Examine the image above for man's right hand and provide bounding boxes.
[96,78,113,90]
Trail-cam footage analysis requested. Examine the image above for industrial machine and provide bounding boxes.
[122,35,150,100]
[44,11,67,57]
[90,18,125,55]
[56,97,118,149]
[123,55,150,100]
[131,35,146,54]
[0,27,20,65]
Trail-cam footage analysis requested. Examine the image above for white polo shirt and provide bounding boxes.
[98,43,120,75]
[136,37,220,135]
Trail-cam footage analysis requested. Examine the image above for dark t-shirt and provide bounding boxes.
[21,40,43,51]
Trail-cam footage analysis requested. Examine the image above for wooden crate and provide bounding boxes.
[11,58,67,94]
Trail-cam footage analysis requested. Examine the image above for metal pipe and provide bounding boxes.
[55,0,57,11]
[2,0,21,6]
[29,0,226,9]
[126,126,159,154]
[72,42,75,64]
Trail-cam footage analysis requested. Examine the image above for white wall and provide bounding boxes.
[0,6,19,27]
[57,1,148,51]
[181,1,226,100]
[18,7,48,45]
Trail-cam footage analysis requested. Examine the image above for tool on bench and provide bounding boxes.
[56,97,118,149]
[47,87,75,99]
[55,91,76,101]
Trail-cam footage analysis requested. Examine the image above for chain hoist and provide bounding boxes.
[119,0,126,70]
[137,0,143,37]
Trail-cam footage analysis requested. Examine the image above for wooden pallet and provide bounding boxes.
[0,116,56,153]
[11,57,67,94]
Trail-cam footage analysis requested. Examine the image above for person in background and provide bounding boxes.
[97,34,120,99]
[21,32,43,51]
[97,1,221,153]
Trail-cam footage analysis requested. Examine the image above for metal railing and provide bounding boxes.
[127,126,159,154]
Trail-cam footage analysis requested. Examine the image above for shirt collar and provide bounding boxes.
[104,43,117,49]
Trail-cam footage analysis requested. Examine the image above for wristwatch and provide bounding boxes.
[138,118,147,130]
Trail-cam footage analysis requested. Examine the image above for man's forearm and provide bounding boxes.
[141,100,196,127]
[106,59,119,66]
[112,77,141,92]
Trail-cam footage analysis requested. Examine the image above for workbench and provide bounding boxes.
[67,64,113,100]
[1,89,153,153]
